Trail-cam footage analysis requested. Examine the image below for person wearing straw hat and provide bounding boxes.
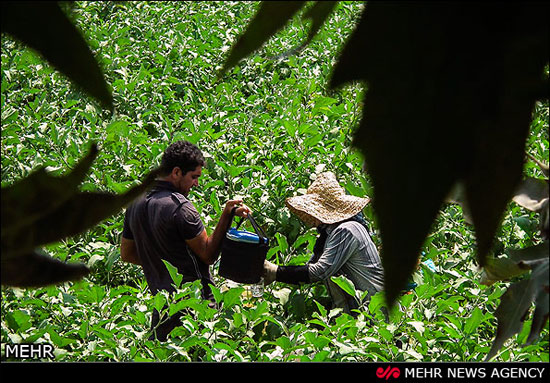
[263,171,384,314]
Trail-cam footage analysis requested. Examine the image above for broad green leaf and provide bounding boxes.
[153,292,166,313]
[313,299,327,318]
[330,275,356,297]
[275,335,292,350]
[265,316,289,337]
[5,310,31,332]
[90,285,106,303]
[223,287,244,308]
[464,307,483,335]
[275,233,289,254]
[48,328,76,347]
[106,120,130,141]
[169,299,189,317]
[0,2,112,109]
[162,260,183,289]
[209,283,223,304]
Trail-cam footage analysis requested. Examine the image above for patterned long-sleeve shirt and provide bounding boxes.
[307,220,385,311]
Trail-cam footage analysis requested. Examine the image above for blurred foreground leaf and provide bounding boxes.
[1,144,99,239]
[1,250,90,288]
[1,144,159,287]
[329,3,549,307]
[485,255,549,361]
[512,177,549,212]
[481,242,549,286]
[220,1,305,75]
[0,1,113,110]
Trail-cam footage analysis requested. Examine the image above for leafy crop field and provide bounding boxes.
[1,1,548,362]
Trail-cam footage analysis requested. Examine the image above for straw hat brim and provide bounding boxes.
[286,193,370,226]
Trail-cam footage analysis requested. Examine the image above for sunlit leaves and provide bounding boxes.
[1,1,547,362]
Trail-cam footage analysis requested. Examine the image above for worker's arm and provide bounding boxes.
[186,200,250,265]
[120,236,142,265]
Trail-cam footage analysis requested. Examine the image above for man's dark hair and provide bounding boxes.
[160,141,205,176]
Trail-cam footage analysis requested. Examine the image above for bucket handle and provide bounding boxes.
[230,207,267,240]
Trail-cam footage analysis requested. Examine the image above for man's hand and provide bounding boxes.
[187,199,252,265]
[263,260,278,285]
[224,199,251,218]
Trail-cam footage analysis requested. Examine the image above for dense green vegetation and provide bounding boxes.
[1,1,548,361]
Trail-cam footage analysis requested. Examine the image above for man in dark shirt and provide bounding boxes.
[120,140,249,341]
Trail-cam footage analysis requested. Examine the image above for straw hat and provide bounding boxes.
[286,171,370,226]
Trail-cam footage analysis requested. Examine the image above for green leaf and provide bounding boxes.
[0,2,112,109]
[275,233,289,254]
[464,307,483,335]
[313,299,327,318]
[275,336,292,350]
[48,328,76,348]
[209,283,223,304]
[162,260,183,289]
[330,275,356,297]
[312,96,337,114]
[106,120,130,141]
[223,287,244,308]
[6,310,31,332]
[154,292,166,313]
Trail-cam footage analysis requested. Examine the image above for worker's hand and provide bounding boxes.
[263,260,278,285]
[224,199,251,218]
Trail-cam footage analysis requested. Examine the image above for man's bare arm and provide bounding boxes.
[120,237,141,265]
[186,200,250,265]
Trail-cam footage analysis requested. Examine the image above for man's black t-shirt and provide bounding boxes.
[122,180,214,300]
